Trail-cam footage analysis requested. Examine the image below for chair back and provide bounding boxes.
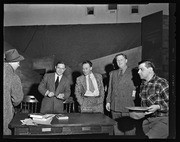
[21,95,38,113]
[63,97,75,113]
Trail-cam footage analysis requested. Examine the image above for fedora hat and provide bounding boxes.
[4,49,24,62]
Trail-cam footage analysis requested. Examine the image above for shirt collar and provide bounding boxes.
[55,73,62,78]
[148,74,156,82]
[86,72,93,78]
[7,63,15,72]
[119,66,128,74]
[143,74,156,85]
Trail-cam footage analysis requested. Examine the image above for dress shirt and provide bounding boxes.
[45,73,62,96]
[55,73,62,82]
[84,73,99,97]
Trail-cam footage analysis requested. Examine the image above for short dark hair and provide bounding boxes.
[115,53,127,60]
[55,61,66,67]
[138,60,155,71]
[82,60,92,67]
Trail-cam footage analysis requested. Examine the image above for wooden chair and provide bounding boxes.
[20,95,38,113]
[63,97,75,113]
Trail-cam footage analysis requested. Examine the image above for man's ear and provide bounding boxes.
[149,67,153,72]
[90,67,92,71]
[126,59,128,64]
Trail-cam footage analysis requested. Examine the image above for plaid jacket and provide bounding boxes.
[139,74,169,117]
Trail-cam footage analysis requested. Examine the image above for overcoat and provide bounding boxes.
[3,63,24,135]
[106,67,135,112]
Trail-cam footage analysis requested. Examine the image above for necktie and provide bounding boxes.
[118,69,123,76]
[88,75,95,92]
[55,76,59,90]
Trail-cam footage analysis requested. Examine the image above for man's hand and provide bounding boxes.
[106,103,110,111]
[48,92,55,97]
[132,90,136,97]
[146,105,160,114]
[57,93,64,99]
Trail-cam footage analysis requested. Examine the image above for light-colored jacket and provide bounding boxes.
[75,73,104,113]
[3,63,24,135]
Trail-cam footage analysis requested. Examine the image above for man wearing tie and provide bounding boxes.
[75,60,104,113]
[38,61,71,114]
[106,53,136,135]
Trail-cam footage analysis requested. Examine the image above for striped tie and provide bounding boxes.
[88,75,95,92]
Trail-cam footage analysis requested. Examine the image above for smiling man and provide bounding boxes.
[106,53,136,135]
[75,60,104,113]
[38,61,71,114]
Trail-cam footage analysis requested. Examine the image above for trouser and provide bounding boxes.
[142,116,168,139]
[111,111,136,135]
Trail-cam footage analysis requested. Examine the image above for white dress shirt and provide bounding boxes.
[84,73,99,97]
[45,73,62,96]
[55,73,62,82]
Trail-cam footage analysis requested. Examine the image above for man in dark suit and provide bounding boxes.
[38,61,71,114]
[75,60,104,113]
[106,53,136,135]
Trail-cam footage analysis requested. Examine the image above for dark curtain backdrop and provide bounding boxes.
[4,23,141,70]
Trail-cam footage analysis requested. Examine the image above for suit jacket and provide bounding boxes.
[38,73,71,114]
[75,73,104,113]
[106,67,135,112]
[3,63,24,135]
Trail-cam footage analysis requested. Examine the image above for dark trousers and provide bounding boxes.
[111,111,136,135]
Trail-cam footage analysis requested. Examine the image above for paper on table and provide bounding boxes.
[29,114,55,119]
[21,118,37,125]
[56,114,69,120]
[32,117,53,125]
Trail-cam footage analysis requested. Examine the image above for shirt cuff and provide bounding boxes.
[45,90,50,96]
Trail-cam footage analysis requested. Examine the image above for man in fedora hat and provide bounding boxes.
[3,49,25,135]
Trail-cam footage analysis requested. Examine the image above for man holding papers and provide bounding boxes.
[75,60,104,113]
[38,61,71,114]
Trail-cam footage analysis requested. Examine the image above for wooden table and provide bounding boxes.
[9,113,116,136]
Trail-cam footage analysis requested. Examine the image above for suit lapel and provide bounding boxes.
[82,75,87,90]
[51,73,56,91]
[93,73,100,89]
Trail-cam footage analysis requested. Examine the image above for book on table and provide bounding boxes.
[56,114,69,120]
